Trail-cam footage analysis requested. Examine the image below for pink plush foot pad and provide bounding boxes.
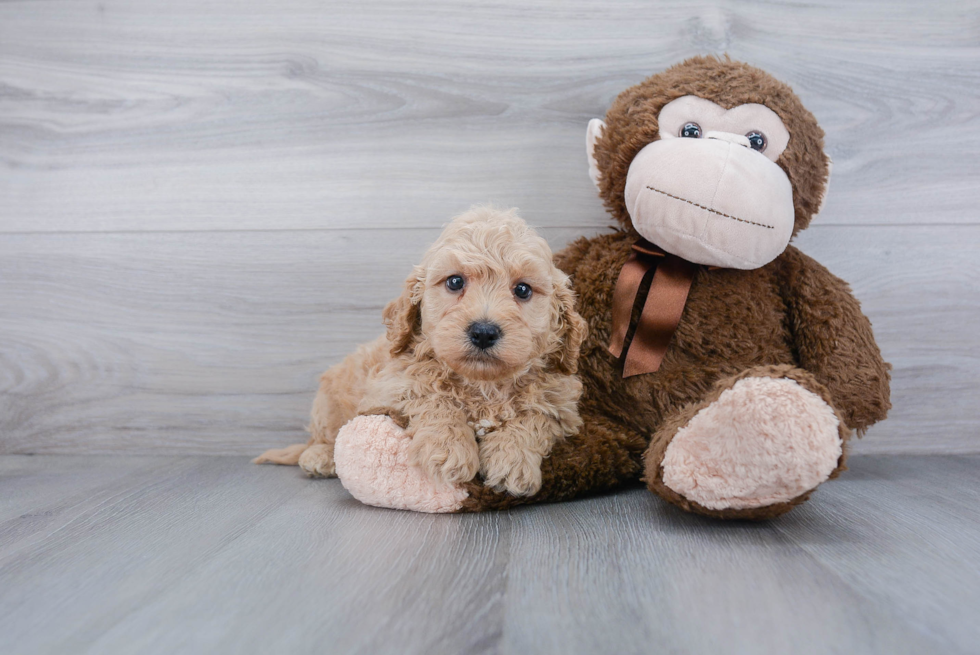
[334,415,468,513]
[661,377,842,510]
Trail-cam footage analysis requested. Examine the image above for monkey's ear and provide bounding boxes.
[814,154,833,217]
[586,118,606,190]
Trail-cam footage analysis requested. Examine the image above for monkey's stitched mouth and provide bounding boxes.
[646,185,774,230]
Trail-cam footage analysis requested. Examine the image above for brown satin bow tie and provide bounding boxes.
[608,239,700,377]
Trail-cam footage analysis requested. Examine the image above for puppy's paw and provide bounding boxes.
[480,441,543,497]
[409,433,480,485]
[298,444,337,478]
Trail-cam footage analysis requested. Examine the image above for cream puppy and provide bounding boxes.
[255,206,586,496]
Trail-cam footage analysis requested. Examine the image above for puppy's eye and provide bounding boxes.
[680,122,701,138]
[446,275,465,292]
[513,282,532,300]
[746,131,767,152]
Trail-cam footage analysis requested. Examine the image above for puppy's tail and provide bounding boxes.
[253,443,307,466]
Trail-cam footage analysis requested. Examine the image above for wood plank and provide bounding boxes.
[0,226,597,455]
[2,455,975,654]
[80,476,507,655]
[0,457,305,654]
[500,487,945,655]
[1,225,977,455]
[0,454,181,525]
[773,455,980,655]
[0,456,198,565]
[1,0,978,233]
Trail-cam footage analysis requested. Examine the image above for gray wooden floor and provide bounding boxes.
[1,455,978,655]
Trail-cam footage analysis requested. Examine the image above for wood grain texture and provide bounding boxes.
[1,0,978,455]
[2,225,978,455]
[0,454,174,524]
[0,454,977,654]
[774,457,980,655]
[0,226,593,454]
[1,0,978,233]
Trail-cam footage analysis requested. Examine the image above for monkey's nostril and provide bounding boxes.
[468,322,502,350]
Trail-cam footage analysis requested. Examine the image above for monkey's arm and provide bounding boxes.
[460,408,648,511]
[779,246,891,434]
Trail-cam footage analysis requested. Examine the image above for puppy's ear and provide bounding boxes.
[548,272,588,375]
[382,267,424,355]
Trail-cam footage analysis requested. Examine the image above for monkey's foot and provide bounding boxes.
[334,415,468,513]
[647,373,845,518]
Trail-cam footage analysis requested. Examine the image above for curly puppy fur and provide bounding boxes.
[255,206,587,497]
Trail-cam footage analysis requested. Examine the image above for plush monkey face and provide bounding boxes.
[587,57,831,269]
[621,96,795,269]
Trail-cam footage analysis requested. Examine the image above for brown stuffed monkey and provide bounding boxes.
[330,56,893,519]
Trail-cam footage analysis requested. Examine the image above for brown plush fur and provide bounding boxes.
[256,206,587,497]
[460,57,891,518]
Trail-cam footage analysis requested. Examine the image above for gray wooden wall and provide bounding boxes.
[2,0,978,456]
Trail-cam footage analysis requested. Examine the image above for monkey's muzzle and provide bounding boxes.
[624,135,795,270]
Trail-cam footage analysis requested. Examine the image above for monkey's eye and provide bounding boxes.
[680,122,702,138]
[513,282,532,300]
[446,275,465,292]
[746,131,767,152]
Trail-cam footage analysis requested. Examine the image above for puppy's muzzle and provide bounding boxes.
[468,321,502,350]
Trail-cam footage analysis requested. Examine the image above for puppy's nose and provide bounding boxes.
[468,322,502,350]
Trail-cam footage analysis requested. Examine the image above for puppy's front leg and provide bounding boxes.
[479,413,564,497]
[407,406,480,486]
